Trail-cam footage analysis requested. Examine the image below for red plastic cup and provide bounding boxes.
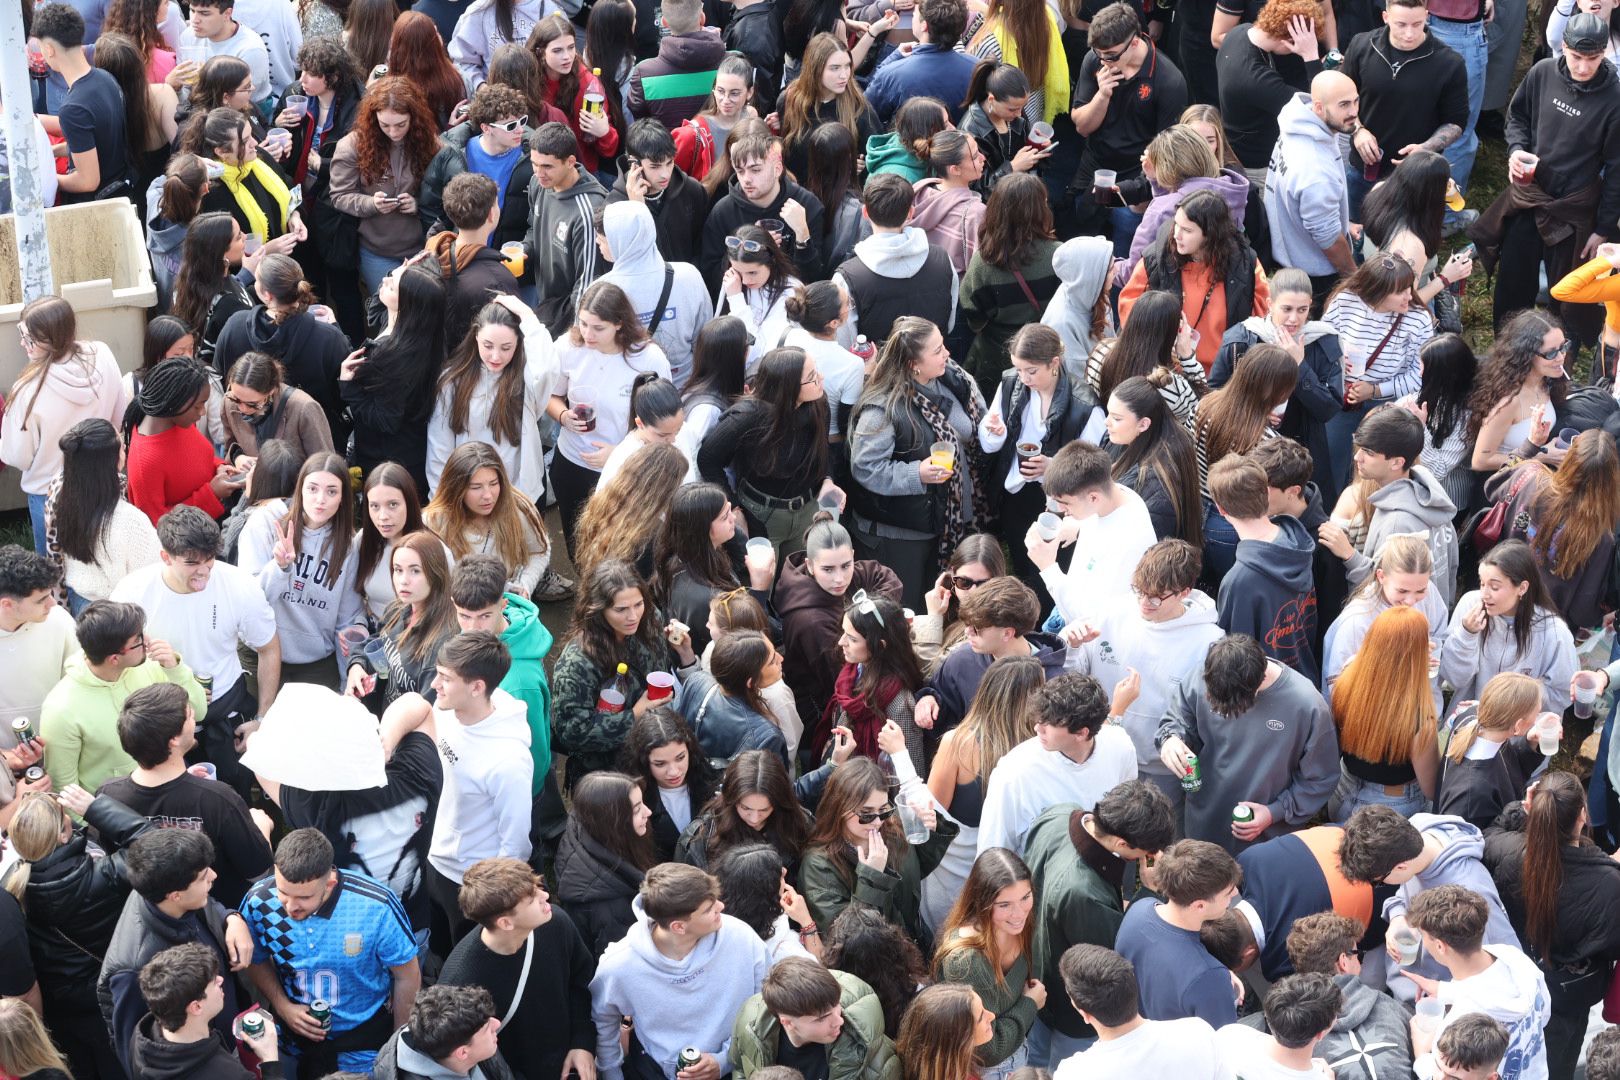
[646,672,676,702]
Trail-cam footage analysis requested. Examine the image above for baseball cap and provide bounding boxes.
[1564,12,1609,55]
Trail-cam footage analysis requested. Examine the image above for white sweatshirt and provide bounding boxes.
[0,342,128,495]
[427,688,534,881]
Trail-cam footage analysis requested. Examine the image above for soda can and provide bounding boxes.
[309,1000,332,1029]
[240,1011,266,1038]
[11,717,33,744]
[1232,804,1255,826]
[677,1048,703,1073]
[197,673,214,705]
[1179,753,1202,793]
[23,766,44,784]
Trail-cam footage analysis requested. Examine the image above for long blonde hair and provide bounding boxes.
[423,442,548,574]
[1447,672,1542,763]
[0,793,73,903]
[954,655,1043,782]
[0,998,72,1079]
[1333,605,1436,764]
[1349,534,1432,603]
[574,442,689,581]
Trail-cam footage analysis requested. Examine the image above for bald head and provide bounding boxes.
[1310,72,1359,135]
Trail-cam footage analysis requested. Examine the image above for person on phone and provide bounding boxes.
[129,942,282,1080]
[606,119,711,264]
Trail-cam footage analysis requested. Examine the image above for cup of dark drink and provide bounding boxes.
[1092,169,1119,207]
[758,218,787,246]
[571,387,597,432]
[1016,441,1041,459]
[1027,121,1054,150]
[1363,158,1380,183]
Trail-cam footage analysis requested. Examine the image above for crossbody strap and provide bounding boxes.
[500,932,536,1028]
[646,265,676,334]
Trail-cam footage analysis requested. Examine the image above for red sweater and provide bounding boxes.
[126,425,225,524]
[543,70,620,174]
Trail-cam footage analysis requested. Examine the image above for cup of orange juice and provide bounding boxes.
[501,242,526,277]
[929,440,955,472]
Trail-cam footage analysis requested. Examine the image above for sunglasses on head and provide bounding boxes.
[725,236,766,255]
[851,588,885,627]
[853,804,895,825]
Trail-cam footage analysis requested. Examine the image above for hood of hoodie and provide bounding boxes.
[657,28,727,68]
[501,592,553,663]
[146,177,188,258]
[239,306,320,358]
[725,175,806,217]
[429,230,506,278]
[1557,53,1619,95]
[1233,514,1315,591]
[1052,234,1114,289]
[1143,589,1222,637]
[775,551,842,620]
[1333,973,1387,1030]
[452,688,532,745]
[851,226,933,279]
[128,1015,230,1080]
[64,655,146,695]
[865,132,925,180]
[603,200,663,276]
[546,165,610,207]
[396,1028,469,1080]
[1165,168,1250,221]
[911,179,984,230]
[1368,468,1457,525]
[1442,944,1550,1022]
[1241,314,1337,347]
[621,894,727,974]
[1278,92,1338,150]
[1412,813,1486,873]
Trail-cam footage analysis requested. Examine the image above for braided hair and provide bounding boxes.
[122,356,210,447]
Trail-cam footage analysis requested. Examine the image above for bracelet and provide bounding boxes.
[1436,273,1452,288]
[798,923,819,938]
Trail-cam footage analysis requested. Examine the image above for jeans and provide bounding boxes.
[1345,162,1377,227]
[1324,398,1379,494]
[1427,17,1486,225]
[1329,765,1429,822]
[1111,204,1145,259]
[26,491,47,555]
[1203,500,1239,585]
[358,245,404,297]
[979,1039,1030,1080]
[1025,1018,1097,1069]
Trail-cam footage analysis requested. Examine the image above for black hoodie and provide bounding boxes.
[212,306,351,442]
[606,165,709,264]
[700,175,827,287]
[128,1014,285,1080]
[1217,514,1320,683]
[1506,53,1620,237]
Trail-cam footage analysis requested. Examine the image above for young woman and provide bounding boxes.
[965,0,1067,125]
[776,33,880,182]
[122,357,241,524]
[423,443,550,598]
[1102,376,1203,544]
[1439,540,1578,714]
[272,38,365,194]
[1213,267,1344,500]
[93,32,178,200]
[1327,604,1439,821]
[44,420,160,611]
[345,0,397,77]
[701,590,802,754]
[958,64,1039,193]
[0,296,128,553]
[1086,289,1207,431]
[895,983,997,1080]
[913,130,988,276]
[102,0,172,80]
[1120,125,1248,287]
[679,630,793,769]
[184,56,260,134]
[220,353,334,467]
[803,123,865,270]
[211,253,349,442]
[697,347,837,557]
[574,443,688,581]
[1120,189,1271,374]
[1436,672,1551,830]
[487,43,571,135]
[680,315,749,455]
[356,462,432,622]
[979,324,1101,591]
[328,77,440,295]
[221,439,302,565]
[184,107,308,247]
[1485,771,1620,1080]
[429,295,558,506]
[673,54,758,180]
[1362,160,1476,311]
[528,14,621,176]
[776,514,904,743]
[170,211,257,370]
[550,560,698,789]
[147,155,213,307]
[127,315,226,451]
[778,282,865,439]
[675,749,821,875]
[549,282,672,550]
[714,842,822,962]
[450,0,550,92]
[824,591,925,769]
[653,483,767,656]
[960,174,1062,396]
[386,12,466,130]
[850,318,987,607]
[822,905,930,1038]
[866,96,950,183]
[800,755,956,946]
[932,849,1042,1080]
[345,263,447,493]
[717,226,804,366]
[1552,236,1620,386]
[912,535,1008,674]
[583,0,635,132]
[552,770,656,957]
[596,375,691,490]
[622,709,719,861]
[1468,309,1572,475]
[0,997,73,1080]
[344,531,461,706]
[1322,534,1448,694]
[1397,333,1478,513]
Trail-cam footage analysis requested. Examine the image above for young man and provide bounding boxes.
[1248,437,1345,644]
[424,632,534,951]
[240,829,421,1076]
[1023,782,1177,1062]
[98,683,272,908]
[41,601,206,796]
[176,0,272,106]
[33,3,134,201]
[1113,838,1244,1027]
[1208,454,1319,681]
[915,577,1068,737]
[977,673,1138,856]
[100,829,256,1075]
[1430,1013,1512,1080]
[111,505,282,796]
[832,174,957,345]
[1263,72,1361,293]
[440,858,595,1080]
[628,0,727,129]
[590,863,772,1080]
[723,0,786,107]
[1214,972,1342,1079]
[864,0,978,122]
[1317,405,1459,607]
[1405,886,1550,1080]
[1052,944,1230,1080]
[606,119,710,264]
[130,943,281,1080]
[1157,633,1337,852]
[732,956,900,1080]
[374,984,517,1080]
[1067,539,1222,815]
[701,133,827,285]
[1277,912,1413,1080]
[425,172,523,355]
[599,199,715,387]
[420,84,537,258]
[1338,807,1522,999]
[1025,441,1158,630]
[526,122,611,335]
[0,546,75,825]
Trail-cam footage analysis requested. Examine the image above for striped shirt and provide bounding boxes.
[1322,291,1433,401]
[1085,339,1206,432]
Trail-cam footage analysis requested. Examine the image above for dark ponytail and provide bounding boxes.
[1522,771,1585,960]
[962,61,1027,112]
[254,254,317,321]
[630,373,683,428]
[158,154,209,226]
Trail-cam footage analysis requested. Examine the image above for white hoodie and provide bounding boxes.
[831,226,959,346]
[427,688,534,881]
[599,202,715,389]
[1418,945,1551,1080]
[0,342,128,495]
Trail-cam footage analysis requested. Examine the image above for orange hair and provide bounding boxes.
[1332,604,1436,764]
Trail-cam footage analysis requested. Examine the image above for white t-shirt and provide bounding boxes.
[0,606,79,742]
[110,562,276,693]
[178,23,272,104]
[780,329,864,437]
[224,0,303,97]
[1041,486,1159,625]
[553,342,671,471]
[976,726,1138,855]
[1213,1027,1331,1080]
[596,429,699,491]
[1054,1017,1232,1080]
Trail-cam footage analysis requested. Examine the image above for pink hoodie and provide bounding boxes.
[0,341,128,494]
[911,178,986,276]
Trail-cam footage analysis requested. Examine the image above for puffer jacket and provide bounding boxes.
[15,795,150,1004]
[732,970,902,1080]
[1121,168,1251,286]
[800,817,959,950]
[553,820,646,957]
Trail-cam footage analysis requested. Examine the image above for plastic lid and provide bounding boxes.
[617,662,629,674]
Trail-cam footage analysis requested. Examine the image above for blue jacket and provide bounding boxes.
[865,44,980,123]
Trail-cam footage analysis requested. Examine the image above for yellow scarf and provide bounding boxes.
[991,9,1070,124]
[220,158,292,242]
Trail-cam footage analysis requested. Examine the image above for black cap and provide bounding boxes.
[1564,12,1609,55]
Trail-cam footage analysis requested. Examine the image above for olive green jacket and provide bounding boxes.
[731,970,902,1080]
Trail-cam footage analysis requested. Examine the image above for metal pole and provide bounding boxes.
[2,3,55,301]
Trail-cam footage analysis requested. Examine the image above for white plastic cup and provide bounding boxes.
[895,793,931,844]
[1393,928,1421,966]
[1036,511,1061,542]
[1028,120,1054,148]
[745,537,774,571]
[1536,713,1562,756]
[284,94,309,120]
[1574,672,1601,719]
[1514,152,1539,186]
[818,489,842,514]
[1414,998,1443,1034]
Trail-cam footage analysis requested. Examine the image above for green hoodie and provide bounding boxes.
[498,592,554,793]
[40,656,206,796]
[864,132,926,184]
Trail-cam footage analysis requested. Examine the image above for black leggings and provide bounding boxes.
[549,453,600,557]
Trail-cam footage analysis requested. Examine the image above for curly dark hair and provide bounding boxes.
[712,842,788,940]
[1465,309,1570,445]
[821,903,927,1038]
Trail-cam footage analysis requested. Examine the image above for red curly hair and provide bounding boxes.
[352,76,442,187]
[387,12,467,127]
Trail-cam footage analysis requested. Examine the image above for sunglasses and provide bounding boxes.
[851,588,885,627]
[852,804,895,825]
[1096,40,1131,62]
[226,392,270,413]
[951,574,991,591]
[1536,340,1572,360]
[725,236,766,255]
[489,116,527,132]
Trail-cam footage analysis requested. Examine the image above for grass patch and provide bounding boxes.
[0,512,31,550]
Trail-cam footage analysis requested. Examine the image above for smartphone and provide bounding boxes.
[1459,243,1476,260]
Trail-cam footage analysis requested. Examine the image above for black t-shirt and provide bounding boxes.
[1215,26,1319,168]
[58,67,131,203]
[1342,28,1471,171]
[1072,37,1190,174]
[278,731,442,933]
[0,889,35,997]
[96,772,273,909]
[776,1032,831,1080]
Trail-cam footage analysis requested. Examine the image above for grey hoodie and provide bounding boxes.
[599,202,715,389]
[1343,466,1460,608]
[590,896,773,1080]
[832,226,959,341]
[1042,236,1118,387]
[527,165,611,336]
[1262,93,1350,277]
[237,502,366,664]
[146,174,189,305]
[1439,593,1578,714]
[374,1026,516,1080]
[1243,973,1412,1080]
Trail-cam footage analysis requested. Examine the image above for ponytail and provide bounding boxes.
[962,61,1027,113]
[630,373,683,428]
[1447,671,1541,764]
[254,254,317,321]
[1522,771,1585,959]
[158,154,209,226]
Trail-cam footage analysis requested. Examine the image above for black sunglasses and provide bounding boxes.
[853,804,895,825]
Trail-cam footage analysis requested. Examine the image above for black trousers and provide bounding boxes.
[549,452,600,557]
[1492,209,1602,347]
[426,863,475,961]
[849,520,937,610]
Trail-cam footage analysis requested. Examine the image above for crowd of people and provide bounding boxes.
[8,0,1620,1076]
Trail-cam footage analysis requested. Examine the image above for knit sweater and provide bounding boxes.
[56,499,162,604]
[126,424,227,524]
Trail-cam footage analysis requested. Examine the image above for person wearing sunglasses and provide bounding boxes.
[1467,309,1573,476]
[219,352,334,469]
[718,224,804,367]
[913,534,1006,673]
[418,83,538,273]
[799,756,957,949]
[1283,912,1407,1076]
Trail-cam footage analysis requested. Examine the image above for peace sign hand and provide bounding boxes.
[272,518,296,570]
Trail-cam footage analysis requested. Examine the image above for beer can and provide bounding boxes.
[240,1011,266,1038]
[23,766,44,784]
[1232,804,1255,825]
[677,1048,703,1072]
[11,717,32,744]
[309,1000,332,1029]
[197,673,213,705]
[1179,753,1201,793]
